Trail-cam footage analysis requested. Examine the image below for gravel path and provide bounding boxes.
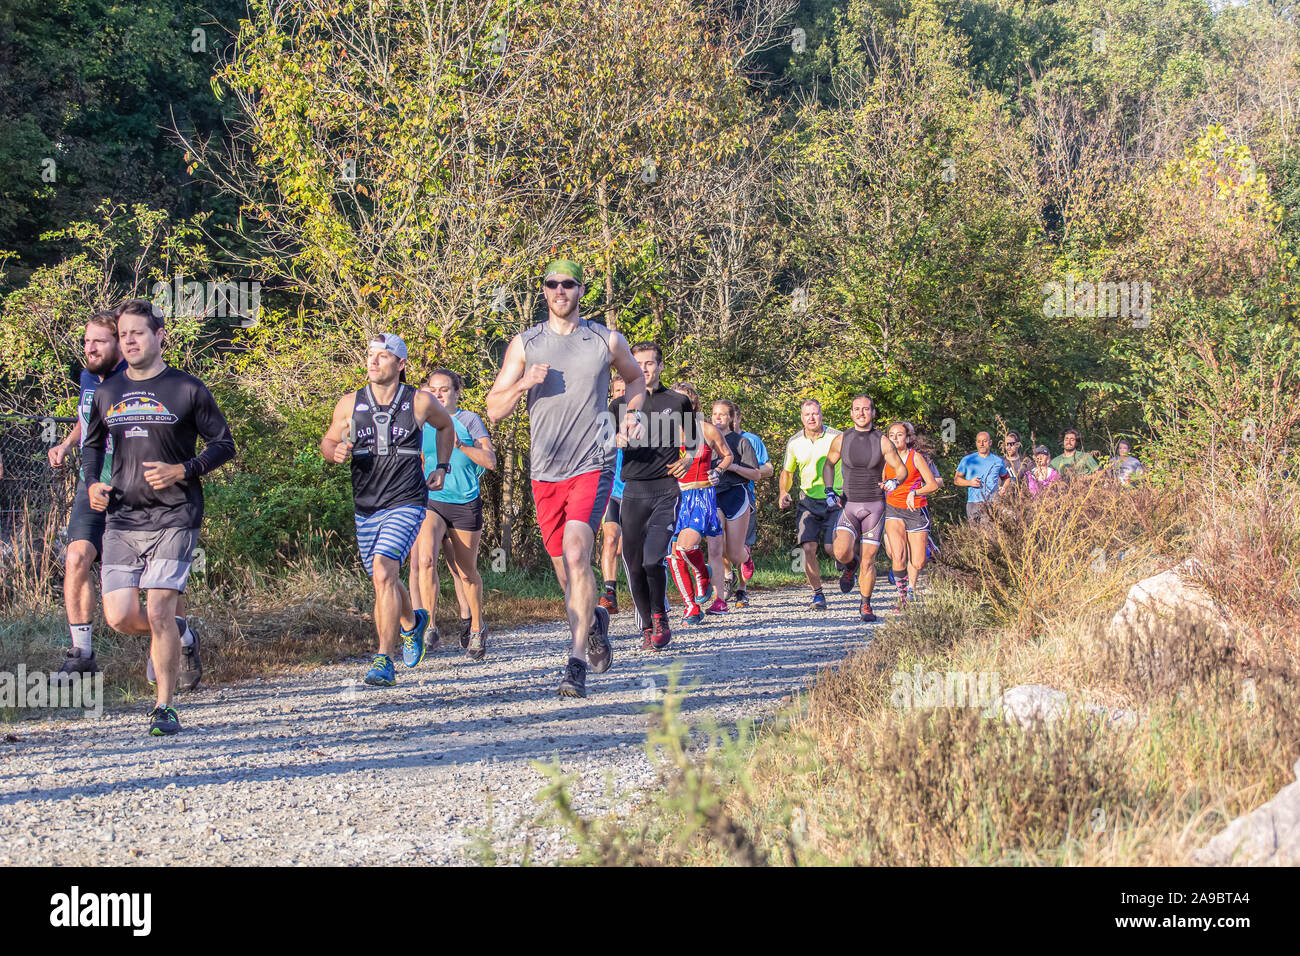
[0,581,890,865]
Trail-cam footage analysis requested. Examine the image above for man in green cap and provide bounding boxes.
[487,259,646,698]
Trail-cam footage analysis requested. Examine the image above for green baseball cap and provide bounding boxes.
[543,259,584,285]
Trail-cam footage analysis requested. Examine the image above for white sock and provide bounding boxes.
[70,623,93,655]
[176,617,195,647]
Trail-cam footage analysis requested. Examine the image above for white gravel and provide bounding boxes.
[0,581,890,865]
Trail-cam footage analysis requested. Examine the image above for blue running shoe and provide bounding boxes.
[401,609,429,668]
[887,568,896,586]
[364,654,396,686]
[810,591,828,611]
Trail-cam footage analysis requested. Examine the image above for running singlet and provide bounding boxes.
[81,366,236,531]
[350,383,426,516]
[839,428,885,501]
[423,408,489,505]
[521,317,613,481]
[886,449,928,508]
[716,431,757,492]
[77,360,127,484]
[678,435,712,488]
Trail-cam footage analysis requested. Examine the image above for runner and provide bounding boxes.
[884,421,940,609]
[1051,428,1100,481]
[82,298,236,736]
[409,368,495,661]
[485,259,646,698]
[710,399,763,610]
[779,399,842,610]
[667,383,732,623]
[955,431,1010,522]
[47,311,128,681]
[598,377,628,614]
[820,395,907,623]
[608,342,692,649]
[321,334,455,687]
[733,406,773,598]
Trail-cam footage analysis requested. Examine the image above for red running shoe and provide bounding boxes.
[651,614,672,650]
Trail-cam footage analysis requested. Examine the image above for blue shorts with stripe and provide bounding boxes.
[674,487,723,537]
[354,505,425,576]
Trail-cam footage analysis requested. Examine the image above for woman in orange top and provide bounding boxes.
[883,422,941,608]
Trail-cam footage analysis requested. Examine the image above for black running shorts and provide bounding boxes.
[716,485,750,522]
[66,481,107,556]
[426,496,483,533]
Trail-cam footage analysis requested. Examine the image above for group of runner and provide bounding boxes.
[44,258,1145,732]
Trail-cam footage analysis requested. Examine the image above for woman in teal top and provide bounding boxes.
[410,368,496,661]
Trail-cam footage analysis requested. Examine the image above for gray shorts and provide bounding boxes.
[966,500,991,523]
[101,527,199,594]
[796,496,841,547]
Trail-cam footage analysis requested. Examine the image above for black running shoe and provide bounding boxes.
[839,559,859,594]
[459,617,472,649]
[467,628,486,661]
[861,600,878,624]
[148,705,181,736]
[557,658,587,698]
[587,605,612,674]
[55,648,99,682]
[180,624,203,692]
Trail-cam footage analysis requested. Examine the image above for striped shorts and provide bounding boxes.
[354,505,425,575]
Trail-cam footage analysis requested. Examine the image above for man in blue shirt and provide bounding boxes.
[955,431,1010,522]
[46,311,132,681]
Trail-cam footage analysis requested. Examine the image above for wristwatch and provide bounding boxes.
[436,462,451,471]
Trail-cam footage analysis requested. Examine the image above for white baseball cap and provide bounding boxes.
[369,333,408,360]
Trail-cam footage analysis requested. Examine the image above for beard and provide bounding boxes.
[85,351,121,375]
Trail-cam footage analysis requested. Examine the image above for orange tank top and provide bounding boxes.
[887,449,927,508]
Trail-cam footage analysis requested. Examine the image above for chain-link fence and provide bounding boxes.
[0,415,77,541]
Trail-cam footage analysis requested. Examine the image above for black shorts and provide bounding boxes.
[716,485,750,522]
[66,482,107,556]
[426,496,483,533]
[796,496,840,546]
[603,496,621,526]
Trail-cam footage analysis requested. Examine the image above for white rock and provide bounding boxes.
[997,684,1069,729]
[1193,758,1300,866]
[1108,558,1231,641]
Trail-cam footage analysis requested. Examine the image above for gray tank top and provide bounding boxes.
[521,317,615,481]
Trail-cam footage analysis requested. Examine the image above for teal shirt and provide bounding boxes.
[423,409,489,504]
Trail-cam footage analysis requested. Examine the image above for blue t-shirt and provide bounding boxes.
[741,430,769,501]
[77,361,127,484]
[957,452,1009,503]
[423,409,490,504]
[611,447,625,500]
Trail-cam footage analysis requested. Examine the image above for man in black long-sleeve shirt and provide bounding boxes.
[83,299,236,736]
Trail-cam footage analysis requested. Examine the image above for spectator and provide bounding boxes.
[954,431,1010,522]
[1051,428,1100,480]
[1110,439,1145,485]
[1001,430,1030,487]
[1027,445,1061,496]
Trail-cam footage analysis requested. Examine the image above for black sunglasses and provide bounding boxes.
[544,279,580,290]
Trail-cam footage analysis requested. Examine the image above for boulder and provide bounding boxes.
[1193,758,1300,866]
[1108,558,1231,641]
[997,684,1069,729]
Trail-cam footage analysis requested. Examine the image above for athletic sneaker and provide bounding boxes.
[459,617,472,649]
[683,605,704,626]
[839,559,859,594]
[401,608,429,667]
[698,581,715,608]
[55,648,99,682]
[741,556,755,581]
[180,626,203,692]
[557,657,587,698]
[887,568,896,586]
[148,705,181,736]
[364,654,396,686]
[466,629,486,661]
[733,591,749,609]
[427,626,441,653]
[861,600,878,624]
[705,598,728,615]
[599,590,618,614]
[651,614,672,650]
[587,605,612,674]
[810,591,827,611]
[640,627,654,651]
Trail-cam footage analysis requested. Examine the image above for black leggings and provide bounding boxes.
[619,490,680,629]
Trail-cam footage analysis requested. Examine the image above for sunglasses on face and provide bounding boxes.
[544,279,579,290]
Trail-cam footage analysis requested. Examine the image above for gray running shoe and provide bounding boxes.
[467,628,486,662]
[587,606,612,674]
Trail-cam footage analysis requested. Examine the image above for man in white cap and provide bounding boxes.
[486,259,646,698]
[322,333,456,687]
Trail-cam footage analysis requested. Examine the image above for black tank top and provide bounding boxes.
[350,383,426,516]
[841,427,885,501]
